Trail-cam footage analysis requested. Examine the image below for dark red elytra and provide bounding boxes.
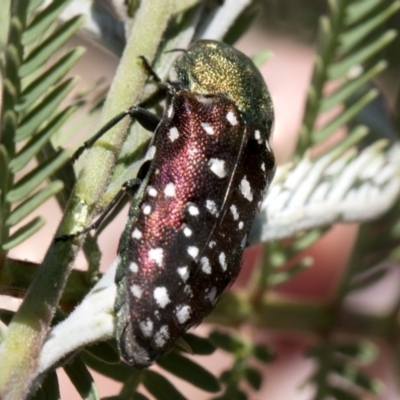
[114,40,275,368]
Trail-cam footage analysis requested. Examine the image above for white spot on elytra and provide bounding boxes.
[230,204,239,220]
[200,257,211,274]
[148,186,157,197]
[226,111,238,126]
[209,158,227,178]
[239,176,253,201]
[164,182,176,197]
[177,266,189,281]
[143,204,151,214]
[176,305,191,324]
[219,252,227,271]
[149,248,164,267]
[209,241,216,248]
[187,246,199,259]
[206,287,217,303]
[238,221,244,230]
[206,200,218,215]
[168,126,179,142]
[146,146,156,160]
[201,122,215,135]
[153,287,170,308]
[131,284,143,299]
[184,285,193,297]
[154,325,169,347]
[139,319,153,337]
[188,204,199,216]
[132,228,142,239]
[129,262,139,273]
[261,163,265,171]
[183,226,192,237]
[255,130,261,141]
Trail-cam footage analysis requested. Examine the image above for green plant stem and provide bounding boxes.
[0,2,173,399]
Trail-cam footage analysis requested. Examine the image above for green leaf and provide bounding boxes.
[320,61,386,112]
[119,374,148,400]
[253,345,275,364]
[18,48,84,111]
[28,0,45,13]
[339,2,400,54]
[22,0,70,46]
[297,0,397,155]
[84,340,120,365]
[142,370,187,400]
[7,150,69,203]
[291,229,324,253]
[0,309,14,325]
[130,393,149,400]
[37,371,60,400]
[268,257,313,286]
[332,363,383,394]
[15,78,77,141]
[313,88,378,142]
[223,5,256,45]
[251,50,274,69]
[2,216,45,250]
[63,355,100,400]
[103,394,148,400]
[6,181,63,227]
[181,333,216,355]
[327,386,358,400]
[10,106,76,173]
[0,145,9,196]
[213,387,247,400]
[349,267,388,292]
[31,387,46,400]
[333,341,378,364]
[328,30,397,80]
[346,0,388,25]
[102,397,123,400]
[244,367,262,391]
[19,16,84,78]
[209,331,244,353]
[157,351,220,393]
[81,352,136,382]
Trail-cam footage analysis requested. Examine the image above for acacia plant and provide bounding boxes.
[1,0,400,399]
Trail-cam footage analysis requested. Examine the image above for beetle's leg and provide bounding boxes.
[72,107,160,162]
[55,178,141,242]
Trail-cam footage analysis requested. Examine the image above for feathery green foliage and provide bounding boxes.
[0,0,83,252]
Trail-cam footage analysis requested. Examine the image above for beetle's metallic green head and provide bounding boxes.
[170,40,273,133]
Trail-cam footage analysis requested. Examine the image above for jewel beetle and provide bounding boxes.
[114,40,275,368]
[60,40,275,368]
